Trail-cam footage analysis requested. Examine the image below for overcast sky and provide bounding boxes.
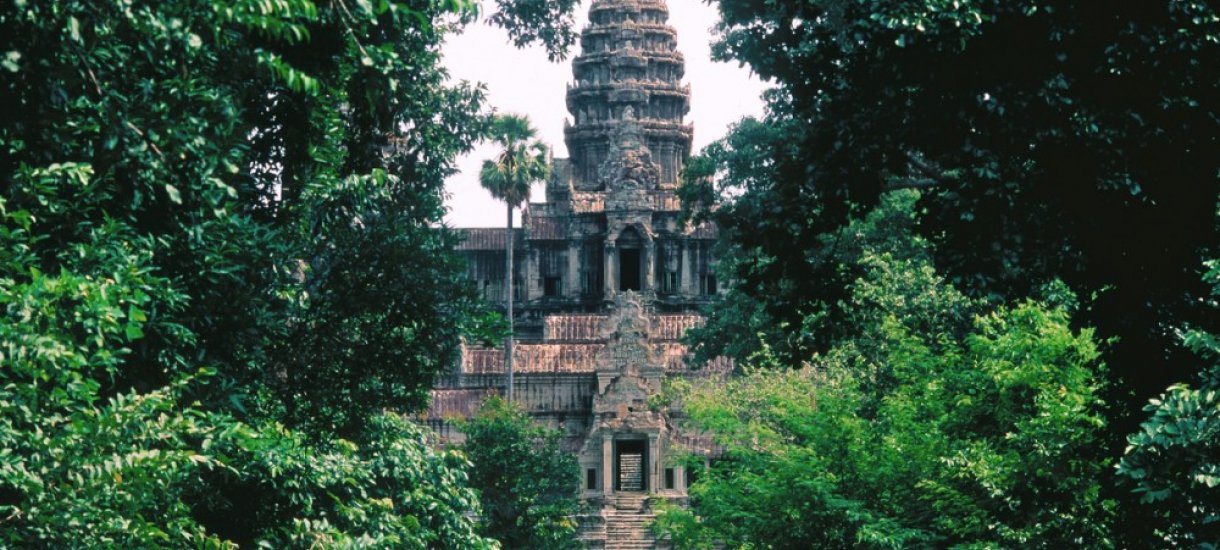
[441,0,768,227]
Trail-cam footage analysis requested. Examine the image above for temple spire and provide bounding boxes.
[564,0,693,189]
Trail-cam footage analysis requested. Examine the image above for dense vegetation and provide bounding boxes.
[2,0,1216,548]
[461,397,581,550]
[0,0,573,546]
[659,193,1117,548]
[673,0,1219,547]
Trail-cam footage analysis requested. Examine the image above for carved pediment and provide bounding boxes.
[597,291,657,373]
[598,107,661,193]
[593,368,650,414]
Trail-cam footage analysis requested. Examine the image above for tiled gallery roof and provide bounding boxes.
[455,228,525,251]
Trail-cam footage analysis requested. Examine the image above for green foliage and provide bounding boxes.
[1117,259,1220,547]
[690,0,1220,417]
[684,188,929,368]
[0,168,231,547]
[479,113,551,209]
[0,0,577,545]
[688,3,1218,542]
[460,396,581,550]
[659,249,1115,548]
[204,414,493,549]
[487,0,580,61]
[267,169,482,435]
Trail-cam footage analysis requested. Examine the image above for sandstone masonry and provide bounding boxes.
[431,2,727,547]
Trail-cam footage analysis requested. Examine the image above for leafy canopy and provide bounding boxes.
[687,0,1220,408]
[658,202,1115,548]
[1117,259,1220,546]
[459,396,582,550]
[479,113,551,209]
[0,0,579,545]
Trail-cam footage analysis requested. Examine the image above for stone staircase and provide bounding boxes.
[604,494,668,550]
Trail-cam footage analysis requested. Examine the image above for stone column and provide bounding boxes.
[604,240,617,297]
[527,247,543,300]
[567,241,581,297]
[644,240,656,292]
[648,433,659,494]
[680,240,693,295]
[602,433,614,496]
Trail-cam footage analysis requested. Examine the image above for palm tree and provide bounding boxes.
[478,114,551,403]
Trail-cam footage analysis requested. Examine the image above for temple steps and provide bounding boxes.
[603,494,670,550]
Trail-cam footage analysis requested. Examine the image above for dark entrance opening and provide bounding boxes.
[614,439,647,492]
[619,248,641,291]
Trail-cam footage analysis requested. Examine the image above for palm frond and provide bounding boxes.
[478,114,551,208]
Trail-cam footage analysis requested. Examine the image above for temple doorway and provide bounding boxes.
[619,248,641,291]
[614,439,648,492]
[618,227,643,291]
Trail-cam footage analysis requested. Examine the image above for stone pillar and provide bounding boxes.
[567,241,581,297]
[680,240,693,295]
[526,246,541,301]
[648,433,659,494]
[604,240,617,297]
[644,240,656,292]
[602,434,614,496]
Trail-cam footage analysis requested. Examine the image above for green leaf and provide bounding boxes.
[68,17,82,43]
[3,51,20,72]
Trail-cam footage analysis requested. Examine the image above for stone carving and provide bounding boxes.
[597,291,655,374]
[565,0,692,191]
[593,365,650,415]
[437,1,722,545]
[599,107,661,192]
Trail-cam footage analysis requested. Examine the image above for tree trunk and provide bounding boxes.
[505,203,514,403]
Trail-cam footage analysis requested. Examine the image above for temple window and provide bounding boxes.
[581,241,603,296]
[541,247,565,297]
[659,241,679,294]
[617,228,643,291]
[694,241,717,296]
[660,272,678,294]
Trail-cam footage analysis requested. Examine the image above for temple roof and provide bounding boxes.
[455,228,525,251]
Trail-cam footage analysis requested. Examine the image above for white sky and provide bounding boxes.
[441,0,768,227]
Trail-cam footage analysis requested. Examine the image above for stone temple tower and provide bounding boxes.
[564,0,693,189]
[432,1,728,548]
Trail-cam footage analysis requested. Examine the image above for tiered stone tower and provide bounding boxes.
[564,0,693,189]
[433,2,727,548]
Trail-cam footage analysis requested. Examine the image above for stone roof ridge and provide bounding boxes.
[588,0,671,13]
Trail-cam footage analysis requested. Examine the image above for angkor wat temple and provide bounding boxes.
[429,1,727,546]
